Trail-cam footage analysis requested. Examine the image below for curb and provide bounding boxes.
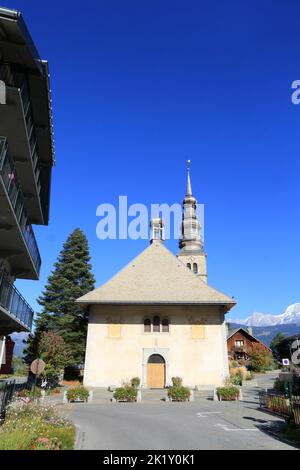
[74,423,84,450]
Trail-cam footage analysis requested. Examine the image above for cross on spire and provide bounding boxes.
[186,160,192,196]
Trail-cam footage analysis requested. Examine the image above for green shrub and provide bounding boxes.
[230,371,243,386]
[217,386,239,401]
[171,377,183,387]
[247,343,274,372]
[131,377,140,388]
[245,371,254,381]
[167,386,190,402]
[113,386,137,402]
[66,385,89,402]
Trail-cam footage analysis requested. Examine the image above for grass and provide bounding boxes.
[0,402,75,450]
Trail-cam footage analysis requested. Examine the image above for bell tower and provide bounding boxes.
[177,161,207,282]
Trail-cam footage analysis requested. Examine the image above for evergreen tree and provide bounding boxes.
[270,332,287,361]
[24,228,95,365]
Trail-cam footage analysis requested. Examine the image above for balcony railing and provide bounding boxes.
[233,346,248,353]
[0,272,34,330]
[19,80,42,196]
[0,137,41,275]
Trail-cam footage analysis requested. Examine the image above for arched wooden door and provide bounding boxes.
[147,354,165,389]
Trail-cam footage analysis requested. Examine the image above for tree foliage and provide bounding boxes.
[270,333,286,360]
[247,343,274,372]
[23,228,95,365]
[39,331,73,379]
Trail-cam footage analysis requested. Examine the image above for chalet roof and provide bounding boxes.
[77,241,236,309]
[227,327,271,350]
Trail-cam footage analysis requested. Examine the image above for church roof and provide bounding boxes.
[77,241,236,310]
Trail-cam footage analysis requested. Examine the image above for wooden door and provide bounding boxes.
[147,363,165,389]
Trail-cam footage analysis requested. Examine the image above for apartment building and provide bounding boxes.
[0,7,54,370]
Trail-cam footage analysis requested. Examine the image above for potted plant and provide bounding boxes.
[216,386,239,401]
[131,377,141,389]
[66,385,89,403]
[113,384,138,402]
[167,377,191,402]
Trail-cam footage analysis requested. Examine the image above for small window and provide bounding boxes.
[193,263,198,274]
[235,340,244,348]
[144,318,151,333]
[153,315,160,332]
[187,263,191,270]
[162,319,169,333]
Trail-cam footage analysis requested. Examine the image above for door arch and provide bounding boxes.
[147,354,165,389]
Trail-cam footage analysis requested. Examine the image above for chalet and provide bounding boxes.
[227,327,271,361]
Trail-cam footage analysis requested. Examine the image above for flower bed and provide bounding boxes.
[0,402,75,450]
[113,386,137,402]
[217,386,239,401]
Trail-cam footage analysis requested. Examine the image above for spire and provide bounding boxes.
[186,160,192,196]
[179,160,203,253]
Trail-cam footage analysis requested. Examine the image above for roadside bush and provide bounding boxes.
[245,371,254,381]
[167,386,190,402]
[266,396,289,415]
[113,385,137,402]
[66,385,89,402]
[217,386,239,401]
[131,377,140,388]
[0,402,75,450]
[230,371,243,386]
[247,344,274,372]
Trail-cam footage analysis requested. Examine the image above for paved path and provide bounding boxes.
[58,372,298,450]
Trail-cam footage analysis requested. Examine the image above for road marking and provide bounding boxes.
[196,412,223,418]
[215,423,259,432]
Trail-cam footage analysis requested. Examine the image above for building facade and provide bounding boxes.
[0,8,54,366]
[78,164,236,389]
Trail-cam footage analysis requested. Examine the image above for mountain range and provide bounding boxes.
[228,302,300,346]
[235,303,300,327]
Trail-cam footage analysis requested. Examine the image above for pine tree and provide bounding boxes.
[24,228,95,365]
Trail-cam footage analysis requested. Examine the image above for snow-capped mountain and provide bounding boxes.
[237,303,300,327]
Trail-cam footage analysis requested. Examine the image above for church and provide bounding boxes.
[77,165,236,389]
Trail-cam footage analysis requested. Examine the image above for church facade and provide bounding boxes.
[77,165,236,389]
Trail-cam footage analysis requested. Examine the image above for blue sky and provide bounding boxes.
[5,0,300,321]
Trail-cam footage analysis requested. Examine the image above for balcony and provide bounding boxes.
[0,137,41,279]
[0,271,33,333]
[0,82,45,224]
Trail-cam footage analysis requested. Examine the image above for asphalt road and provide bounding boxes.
[61,372,298,450]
